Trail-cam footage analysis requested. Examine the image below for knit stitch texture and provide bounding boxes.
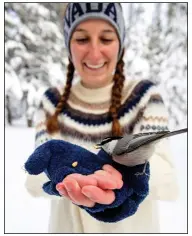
[24,139,149,223]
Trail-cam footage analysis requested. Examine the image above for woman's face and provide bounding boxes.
[70,19,120,89]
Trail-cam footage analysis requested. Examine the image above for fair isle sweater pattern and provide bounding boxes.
[35,79,169,147]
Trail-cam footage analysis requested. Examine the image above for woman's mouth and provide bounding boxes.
[84,62,106,71]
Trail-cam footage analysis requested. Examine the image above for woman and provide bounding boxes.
[25,3,178,233]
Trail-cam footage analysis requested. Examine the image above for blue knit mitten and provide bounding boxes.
[24,139,149,223]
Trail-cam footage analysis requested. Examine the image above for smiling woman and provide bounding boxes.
[24,2,179,234]
[70,19,119,88]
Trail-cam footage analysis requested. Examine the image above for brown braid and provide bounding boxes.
[109,50,125,136]
[46,51,125,136]
[46,59,75,133]
[56,3,125,137]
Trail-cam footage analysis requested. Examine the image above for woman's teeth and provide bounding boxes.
[85,63,105,69]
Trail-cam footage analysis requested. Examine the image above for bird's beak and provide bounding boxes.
[93,144,101,149]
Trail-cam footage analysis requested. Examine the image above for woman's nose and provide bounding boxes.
[87,42,103,62]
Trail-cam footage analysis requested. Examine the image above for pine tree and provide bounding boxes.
[5,3,68,126]
[5,3,187,129]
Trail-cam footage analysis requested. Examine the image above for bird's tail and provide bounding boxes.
[162,128,187,139]
[128,128,187,153]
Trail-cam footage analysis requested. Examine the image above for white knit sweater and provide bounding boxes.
[25,78,178,233]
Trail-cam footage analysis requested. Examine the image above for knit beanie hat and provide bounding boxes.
[63,3,125,61]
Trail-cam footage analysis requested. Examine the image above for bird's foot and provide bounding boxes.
[135,171,150,177]
[135,160,150,177]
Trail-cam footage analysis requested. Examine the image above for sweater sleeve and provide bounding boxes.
[82,86,179,222]
[24,89,61,200]
[131,90,179,201]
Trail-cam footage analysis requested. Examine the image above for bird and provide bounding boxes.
[94,128,187,176]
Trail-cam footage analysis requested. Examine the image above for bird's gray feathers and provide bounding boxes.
[126,132,169,153]
[97,128,187,167]
[112,142,156,166]
[112,131,168,156]
[112,134,134,155]
[129,128,187,153]
[159,128,187,139]
[101,139,119,155]
[112,128,187,156]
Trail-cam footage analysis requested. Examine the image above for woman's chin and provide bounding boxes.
[82,78,112,89]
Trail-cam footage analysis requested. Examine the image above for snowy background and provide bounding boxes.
[4,2,188,234]
[5,2,187,129]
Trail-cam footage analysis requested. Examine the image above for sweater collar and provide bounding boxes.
[71,80,114,104]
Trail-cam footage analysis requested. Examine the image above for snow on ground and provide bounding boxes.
[5,127,187,233]
[5,127,50,233]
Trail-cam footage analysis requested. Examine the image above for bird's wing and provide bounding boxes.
[112,132,166,156]
[112,134,133,156]
[126,132,169,153]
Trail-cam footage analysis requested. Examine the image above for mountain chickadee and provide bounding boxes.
[94,128,187,176]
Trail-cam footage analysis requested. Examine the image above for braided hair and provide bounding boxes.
[46,60,74,133]
[109,49,125,136]
[46,50,125,136]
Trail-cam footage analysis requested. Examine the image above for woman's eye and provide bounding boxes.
[101,39,113,44]
[76,38,88,43]
[75,38,113,45]
[101,39,113,43]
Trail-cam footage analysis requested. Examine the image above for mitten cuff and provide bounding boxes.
[78,162,150,223]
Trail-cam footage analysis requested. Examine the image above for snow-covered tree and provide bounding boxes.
[123,3,187,129]
[144,3,187,128]
[5,3,68,126]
